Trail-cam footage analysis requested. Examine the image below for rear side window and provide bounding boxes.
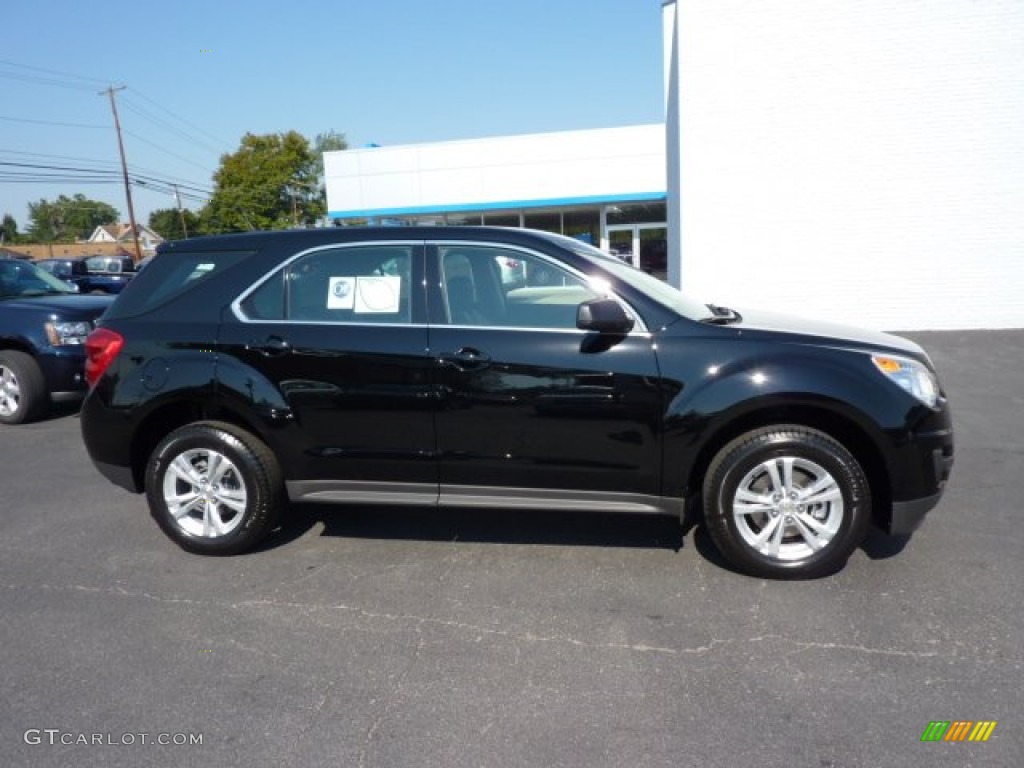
[104,250,254,319]
[239,245,413,324]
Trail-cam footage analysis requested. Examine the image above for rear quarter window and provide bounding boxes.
[103,250,255,319]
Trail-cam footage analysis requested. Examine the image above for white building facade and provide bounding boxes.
[326,0,1024,331]
[325,125,671,276]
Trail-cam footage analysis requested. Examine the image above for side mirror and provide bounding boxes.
[576,298,634,334]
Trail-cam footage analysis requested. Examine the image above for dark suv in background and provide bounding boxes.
[80,228,953,578]
[0,259,113,424]
[36,255,137,294]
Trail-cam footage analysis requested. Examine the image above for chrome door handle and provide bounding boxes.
[437,347,491,370]
[246,336,292,356]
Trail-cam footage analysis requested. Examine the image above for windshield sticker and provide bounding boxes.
[327,277,356,309]
[354,276,401,313]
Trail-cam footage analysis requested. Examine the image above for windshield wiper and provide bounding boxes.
[701,303,743,325]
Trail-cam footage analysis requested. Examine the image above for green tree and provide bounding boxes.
[1,213,22,244]
[312,130,348,223]
[314,130,348,154]
[27,194,118,242]
[148,207,199,241]
[201,131,321,233]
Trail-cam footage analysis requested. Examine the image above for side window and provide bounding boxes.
[439,246,600,330]
[241,245,413,324]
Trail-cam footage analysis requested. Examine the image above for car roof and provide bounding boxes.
[158,227,573,254]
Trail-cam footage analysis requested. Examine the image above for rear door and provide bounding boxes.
[426,240,665,507]
[219,240,438,502]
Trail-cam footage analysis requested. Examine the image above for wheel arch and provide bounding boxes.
[0,337,37,356]
[127,397,271,492]
[683,402,893,531]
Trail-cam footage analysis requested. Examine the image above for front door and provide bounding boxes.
[427,241,664,504]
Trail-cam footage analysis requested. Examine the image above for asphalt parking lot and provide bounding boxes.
[1,329,1021,768]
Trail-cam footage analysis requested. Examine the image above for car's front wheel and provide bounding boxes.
[703,425,871,579]
[0,350,48,425]
[145,421,283,555]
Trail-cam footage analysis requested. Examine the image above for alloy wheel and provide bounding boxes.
[161,448,248,538]
[731,456,844,561]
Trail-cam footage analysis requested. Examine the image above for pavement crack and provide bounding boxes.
[13,582,1021,667]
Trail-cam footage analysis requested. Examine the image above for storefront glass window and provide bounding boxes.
[523,211,561,234]
[445,213,483,226]
[562,209,600,246]
[484,213,522,227]
[606,202,667,226]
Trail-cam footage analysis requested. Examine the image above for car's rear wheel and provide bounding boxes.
[703,425,871,579]
[145,421,283,555]
[0,350,48,425]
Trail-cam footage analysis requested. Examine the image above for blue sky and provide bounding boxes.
[1,0,665,228]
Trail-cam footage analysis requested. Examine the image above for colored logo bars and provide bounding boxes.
[920,721,997,742]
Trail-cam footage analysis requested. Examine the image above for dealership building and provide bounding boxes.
[325,0,1024,331]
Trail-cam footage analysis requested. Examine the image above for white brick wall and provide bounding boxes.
[666,0,1024,330]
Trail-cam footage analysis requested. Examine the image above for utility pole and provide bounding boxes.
[100,86,143,263]
[171,184,189,238]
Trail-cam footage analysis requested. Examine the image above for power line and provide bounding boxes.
[0,159,213,197]
[0,70,99,92]
[0,148,212,190]
[130,89,233,148]
[0,160,120,176]
[120,98,224,156]
[0,114,108,129]
[123,130,217,174]
[0,59,109,85]
[0,174,121,184]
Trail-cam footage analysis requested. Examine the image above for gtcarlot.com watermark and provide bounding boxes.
[24,729,202,747]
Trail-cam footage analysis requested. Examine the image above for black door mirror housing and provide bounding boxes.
[576,298,634,334]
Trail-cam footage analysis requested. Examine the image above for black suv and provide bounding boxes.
[80,228,953,578]
[0,259,113,424]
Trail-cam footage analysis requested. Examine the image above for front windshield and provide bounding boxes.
[540,232,710,320]
[0,260,77,299]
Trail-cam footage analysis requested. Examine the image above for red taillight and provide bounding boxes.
[84,328,124,388]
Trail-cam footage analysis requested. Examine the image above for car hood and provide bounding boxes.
[0,293,113,316]
[727,307,926,358]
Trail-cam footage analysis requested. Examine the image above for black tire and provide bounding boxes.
[0,350,49,425]
[703,425,871,579]
[145,421,283,555]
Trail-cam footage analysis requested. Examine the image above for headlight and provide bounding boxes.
[45,320,93,346]
[871,354,940,407]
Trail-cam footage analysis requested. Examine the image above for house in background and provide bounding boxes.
[87,223,164,255]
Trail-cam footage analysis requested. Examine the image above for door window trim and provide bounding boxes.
[428,239,648,334]
[231,240,427,326]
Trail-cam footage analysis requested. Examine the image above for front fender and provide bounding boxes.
[657,342,918,498]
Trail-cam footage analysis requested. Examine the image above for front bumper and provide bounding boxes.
[890,491,943,535]
[35,350,89,398]
[885,416,955,534]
